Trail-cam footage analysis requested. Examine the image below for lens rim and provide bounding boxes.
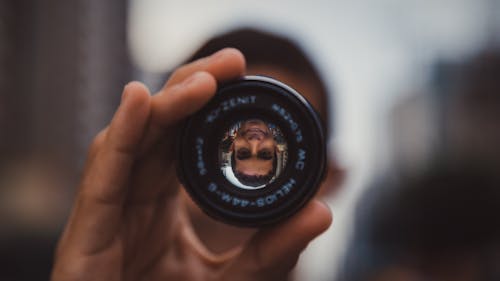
[177,75,326,227]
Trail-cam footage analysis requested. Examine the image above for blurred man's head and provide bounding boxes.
[182,27,343,253]
[187,27,331,138]
[187,27,343,197]
[449,50,500,165]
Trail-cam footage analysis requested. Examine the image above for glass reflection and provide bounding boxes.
[220,119,287,190]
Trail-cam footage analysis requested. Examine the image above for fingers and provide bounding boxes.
[82,82,152,202]
[229,200,332,280]
[164,48,246,87]
[122,50,245,204]
[122,71,217,206]
[107,82,152,154]
[151,71,217,127]
[60,82,152,255]
[151,48,245,128]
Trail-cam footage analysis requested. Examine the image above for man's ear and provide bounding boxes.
[317,158,346,197]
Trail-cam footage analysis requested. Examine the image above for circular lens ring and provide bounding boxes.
[177,75,326,227]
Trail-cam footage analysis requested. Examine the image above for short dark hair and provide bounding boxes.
[186,27,332,137]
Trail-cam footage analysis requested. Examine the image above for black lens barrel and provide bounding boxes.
[177,76,326,227]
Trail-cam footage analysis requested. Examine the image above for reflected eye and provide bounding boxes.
[236,148,251,160]
[258,150,273,160]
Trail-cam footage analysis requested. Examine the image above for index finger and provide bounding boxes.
[163,48,246,88]
[149,48,245,129]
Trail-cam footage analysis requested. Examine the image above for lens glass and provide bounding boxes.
[219,119,288,190]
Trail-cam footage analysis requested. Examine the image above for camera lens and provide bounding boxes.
[177,75,326,227]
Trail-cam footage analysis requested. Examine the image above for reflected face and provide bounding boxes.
[219,118,286,190]
[232,119,277,177]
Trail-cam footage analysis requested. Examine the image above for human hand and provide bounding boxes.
[50,48,332,281]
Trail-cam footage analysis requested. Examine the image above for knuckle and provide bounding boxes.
[169,64,192,83]
[168,56,211,86]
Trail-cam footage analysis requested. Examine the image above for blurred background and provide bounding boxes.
[1,0,499,280]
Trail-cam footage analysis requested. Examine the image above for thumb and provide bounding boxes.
[226,200,332,281]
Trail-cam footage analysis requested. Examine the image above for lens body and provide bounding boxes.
[177,75,326,227]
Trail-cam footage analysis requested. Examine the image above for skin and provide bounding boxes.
[232,120,277,177]
[51,48,332,281]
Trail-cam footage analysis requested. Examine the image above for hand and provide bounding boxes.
[51,48,332,281]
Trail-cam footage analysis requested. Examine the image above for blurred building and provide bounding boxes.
[339,39,500,281]
[0,1,132,280]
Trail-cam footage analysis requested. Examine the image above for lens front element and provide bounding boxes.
[219,119,288,190]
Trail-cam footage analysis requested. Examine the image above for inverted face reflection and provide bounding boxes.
[220,119,287,190]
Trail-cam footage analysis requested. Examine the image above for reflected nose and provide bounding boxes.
[248,141,260,156]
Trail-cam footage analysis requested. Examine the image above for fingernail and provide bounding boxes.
[211,48,227,60]
[121,83,131,103]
